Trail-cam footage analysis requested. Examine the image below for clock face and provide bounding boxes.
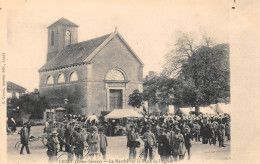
[65,31,71,39]
[66,30,71,36]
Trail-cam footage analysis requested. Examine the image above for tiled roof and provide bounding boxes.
[39,33,111,72]
[48,18,79,28]
[7,81,26,93]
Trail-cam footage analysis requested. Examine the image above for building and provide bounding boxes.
[7,81,27,99]
[39,18,144,115]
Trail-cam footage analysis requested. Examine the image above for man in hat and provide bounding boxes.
[171,127,186,161]
[57,123,65,151]
[46,131,59,162]
[86,126,100,155]
[218,120,226,147]
[73,128,85,160]
[193,121,200,142]
[64,124,73,152]
[142,127,156,162]
[183,128,192,160]
[20,123,31,155]
[99,127,108,160]
[158,128,170,163]
[127,125,139,162]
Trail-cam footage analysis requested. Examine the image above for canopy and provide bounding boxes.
[217,103,231,114]
[56,107,66,111]
[175,107,195,115]
[104,109,143,119]
[199,106,216,114]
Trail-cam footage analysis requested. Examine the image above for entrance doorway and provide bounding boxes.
[109,89,123,110]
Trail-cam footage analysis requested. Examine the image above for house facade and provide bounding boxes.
[39,18,144,115]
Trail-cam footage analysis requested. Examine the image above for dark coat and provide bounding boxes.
[20,127,29,144]
[127,131,138,148]
[46,136,58,157]
[183,132,192,149]
[158,134,170,156]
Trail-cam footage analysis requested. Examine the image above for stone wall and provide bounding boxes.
[39,64,88,114]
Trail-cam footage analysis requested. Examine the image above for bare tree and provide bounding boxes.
[162,31,215,78]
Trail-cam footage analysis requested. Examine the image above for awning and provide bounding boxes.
[104,109,143,119]
[56,107,66,111]
[217,103,231,114]
[199,106,216,114]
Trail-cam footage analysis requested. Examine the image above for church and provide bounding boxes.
[39,18,144,115]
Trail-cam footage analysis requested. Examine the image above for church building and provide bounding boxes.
[39,18,144,115]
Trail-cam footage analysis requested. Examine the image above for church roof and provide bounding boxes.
[48,18,79,28]
[39,31,144,72]
[39,33,111,72]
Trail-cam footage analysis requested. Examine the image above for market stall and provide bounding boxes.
[104,109,143,136]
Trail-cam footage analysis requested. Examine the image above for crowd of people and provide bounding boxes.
[125,113,231,162]
[16,112,230,163]
[43,118,108,163]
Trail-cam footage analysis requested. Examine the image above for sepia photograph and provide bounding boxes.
[0,0,259,164]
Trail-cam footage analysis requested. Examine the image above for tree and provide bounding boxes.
[128,89,144,108]
[181,44,230,106]
[162,31,214,78]
[8,93,50,119]
[162,32,230,113]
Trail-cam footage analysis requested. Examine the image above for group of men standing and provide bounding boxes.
[126,113,231,162]
[126,125,192,163]
[44,122,108,162]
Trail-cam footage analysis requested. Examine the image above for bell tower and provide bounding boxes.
[46,18,79,62]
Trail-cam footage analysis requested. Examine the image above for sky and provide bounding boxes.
[5,0,231,91]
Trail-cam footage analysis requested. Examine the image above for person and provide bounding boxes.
[46,131,59,162]
[86,126,100,158]
[44,122,52,137]
[57,123,65,151]
[209,121,216,145]
[172,128,185,161]
[127,126,139,162]
[218,121,226,147]
[142,127,156,162]
[74,129,85,160]
[20,123,31,155]
[193,121,201,142]
[64,124,72,152]
[11,118,17,133]
[27,121,32,137]
[158,128,170,163]
[212,119,219,144]
[225,119,231,140]
[99,127,108,160]
[183,128,192,160]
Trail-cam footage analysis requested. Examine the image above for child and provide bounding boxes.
[99,127,108,160]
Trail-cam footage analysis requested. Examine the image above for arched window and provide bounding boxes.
[57,73,65,83]
[105,69,125,81]
[69,71,78,82]
[46,76,54,85]
[51,31,54,46]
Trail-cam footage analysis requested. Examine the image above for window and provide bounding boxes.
[51,31,54,46]
[69,71,78,82]
[57,74,65,83]
[46,76,54,85]
[105,69,125,81]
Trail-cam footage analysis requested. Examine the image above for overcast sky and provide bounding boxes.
[5,0,231,91]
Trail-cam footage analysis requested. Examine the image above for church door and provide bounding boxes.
[109,89,123,110]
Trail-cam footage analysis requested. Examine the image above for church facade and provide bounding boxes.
[39,18,144,115]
